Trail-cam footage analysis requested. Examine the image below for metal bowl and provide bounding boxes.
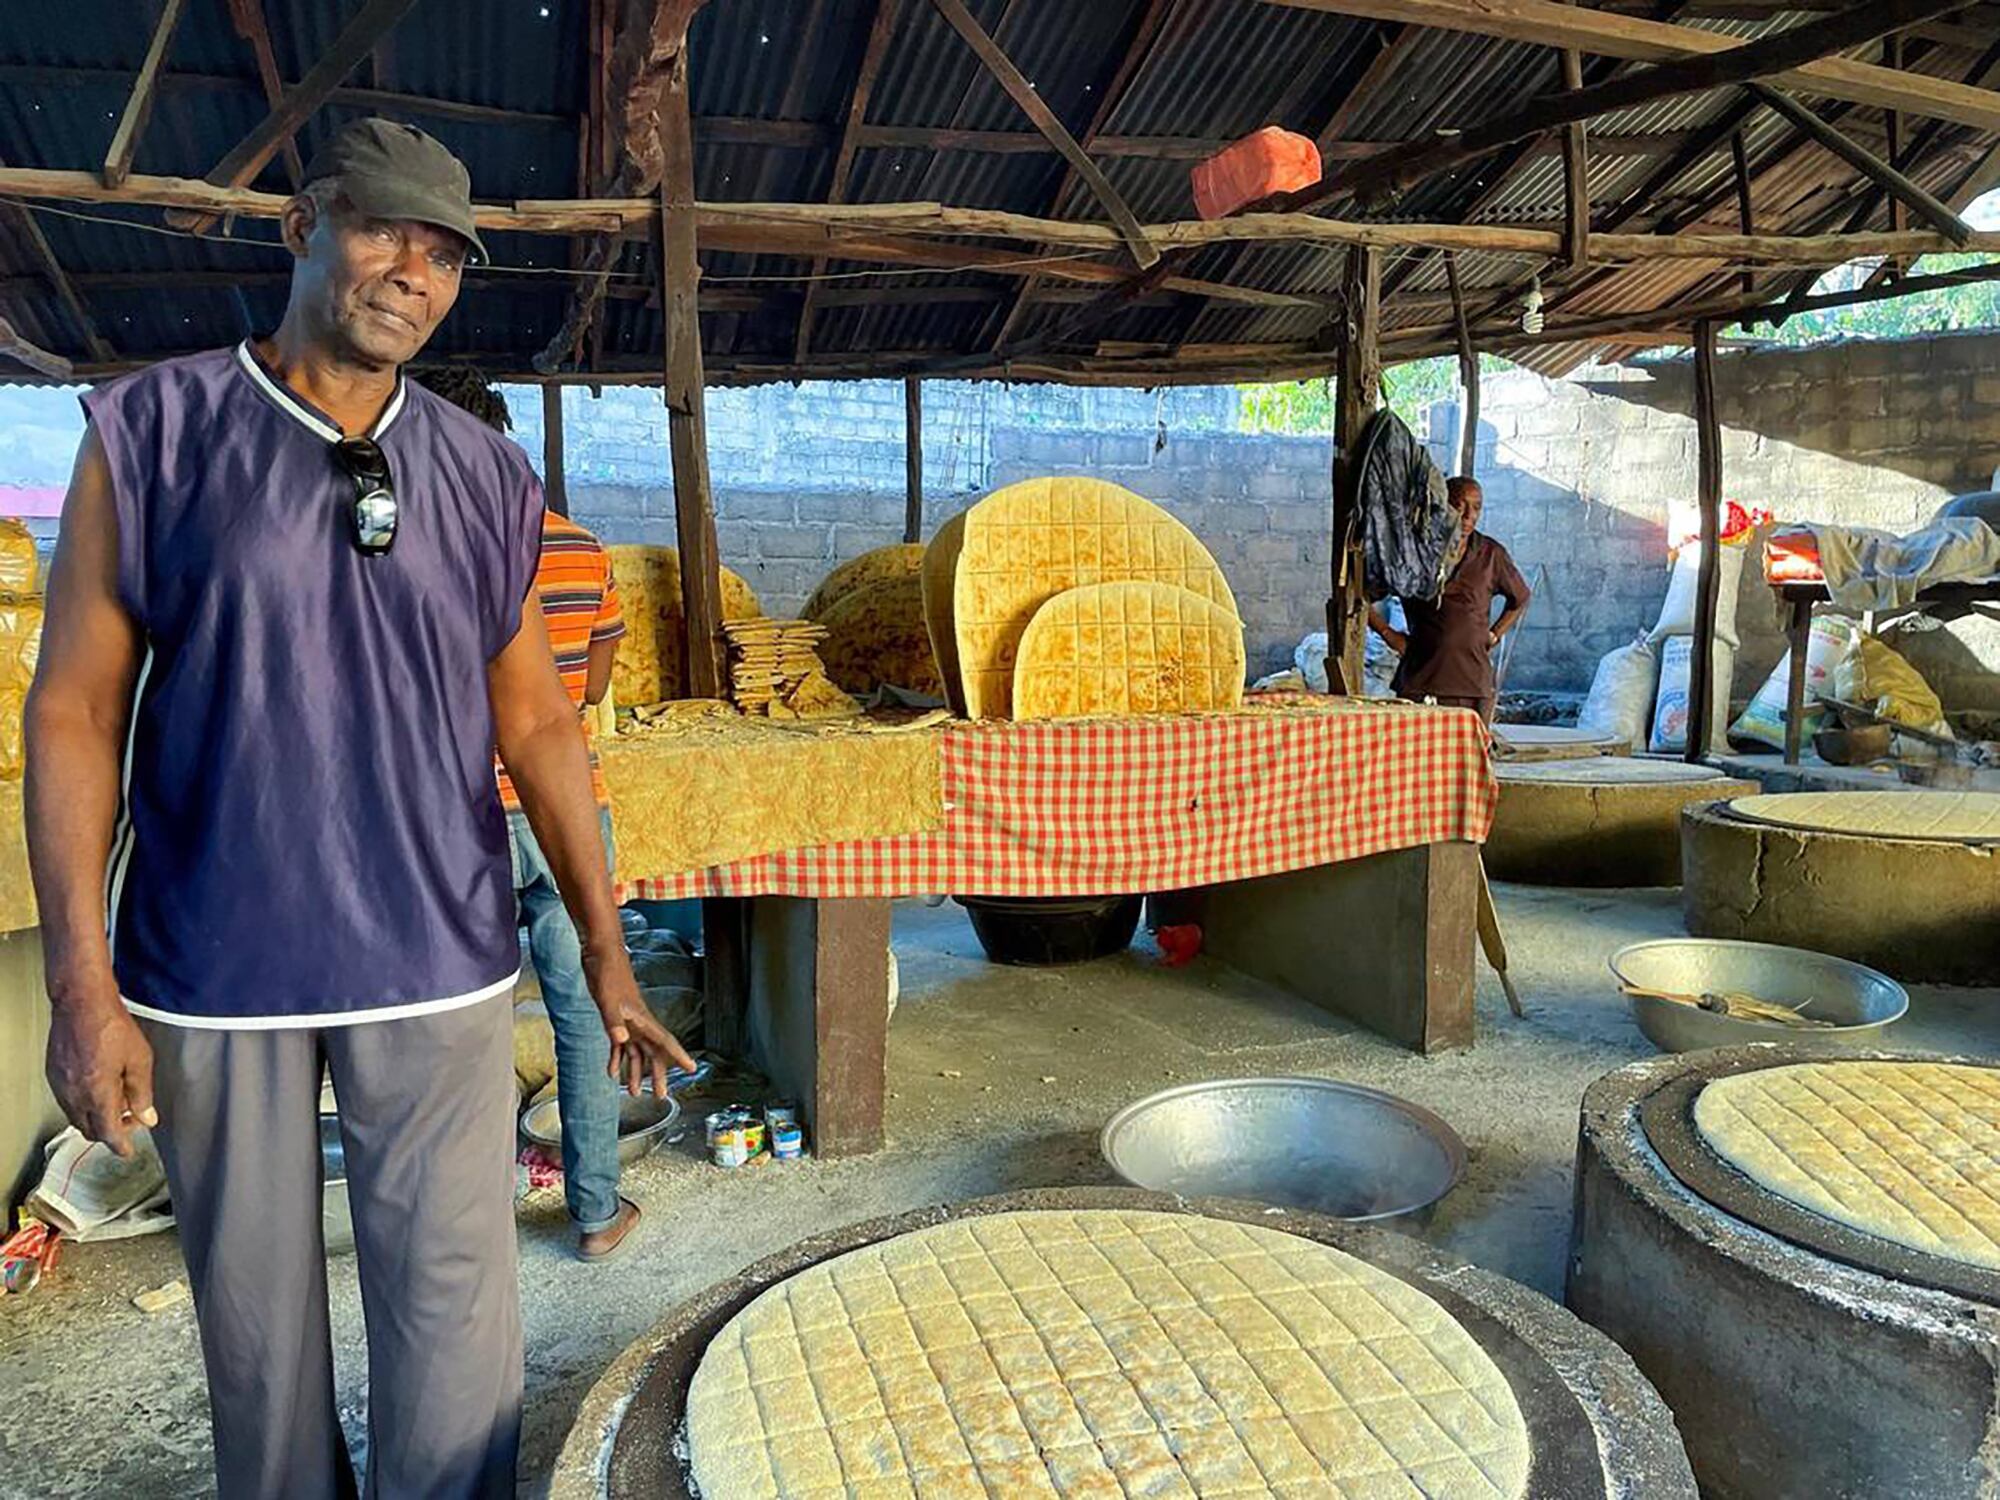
[1100,1077,1466,1225]
[1611,938,1908,1054]
[521,1089,683,1167]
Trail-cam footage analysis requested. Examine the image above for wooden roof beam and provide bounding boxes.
[171,0,422,233]
[1747,81,1972,242]
[1330,0,1980,204]
[926,0,1157,269]
[223,0,306,187]
[792,0,902,363]
[0,315,74,382]
[1257,0,2000,133]
[986,0,1177,354]
[0,166,113,363]
[104,0,189,189]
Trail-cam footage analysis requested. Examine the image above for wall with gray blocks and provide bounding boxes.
[1429,331,2000,710]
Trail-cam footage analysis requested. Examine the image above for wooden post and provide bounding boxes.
[1560,36,1589,270]
[1886,34,1906,279]
[1687,319,1723,763]
[1783,593,1813,766]
[903,376,923,543]
[104,0,188,189]
[1329,247,1381,696]
[659,47,726,700]
[1445,253,1479,477]
[541,384,569,517]
[1730,131,1755,297]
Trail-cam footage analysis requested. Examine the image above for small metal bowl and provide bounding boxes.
[1611,938,1907,1054]
[521,1088,683,1168]
[1100,1076,1466,1225]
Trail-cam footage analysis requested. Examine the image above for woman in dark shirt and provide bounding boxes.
[1368,477,1531,724]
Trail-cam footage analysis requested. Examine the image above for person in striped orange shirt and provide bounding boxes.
[420,371,641,1261]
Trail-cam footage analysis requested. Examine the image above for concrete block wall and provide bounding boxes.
[525,383,1329,678]
[1442,330,2000,711]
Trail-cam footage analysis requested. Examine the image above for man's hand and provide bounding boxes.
[585,948,697,1097]
[46,979,156,1158]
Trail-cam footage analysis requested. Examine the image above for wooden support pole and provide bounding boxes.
[1329,248,1381,697]
[223,0,306,187]
[1561,38,1589,269]
[542,385,569,518]
[0,164,113,363]
[1746,83,1974,244]
[105,0,188,189]
[659,48,725,701]
[1687,319,1723,764]
[926,0,1158,269]
[0,316,74,381]
[1445,255,1479,477]
[1730,131,1755,296]
[903,377,923,544]
[170,0,423,233]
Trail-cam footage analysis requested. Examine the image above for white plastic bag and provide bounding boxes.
[1650,541,1746,647]
[1650,634,1735,755]
[1577,634,1658,751]
[1728,615,1857,750]
[1294,631,1330,693]
[26,1126,173,1241]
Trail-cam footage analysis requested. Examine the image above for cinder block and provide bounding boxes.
[755,525,834,560]
[722,491,797,525]
[831,523,899,557]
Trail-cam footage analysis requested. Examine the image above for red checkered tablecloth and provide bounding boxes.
[618,698,1494,901]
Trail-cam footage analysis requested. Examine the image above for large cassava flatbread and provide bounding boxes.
[685,1207,1530,1499]
[607,545,761,706]
[1013,581,1245,721]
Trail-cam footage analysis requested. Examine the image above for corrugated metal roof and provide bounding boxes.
[1,1,1996,383]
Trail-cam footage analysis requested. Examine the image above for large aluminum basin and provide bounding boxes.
[1100,1076,1466,1225]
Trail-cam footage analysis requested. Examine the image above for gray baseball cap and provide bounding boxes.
[302,119,487,262]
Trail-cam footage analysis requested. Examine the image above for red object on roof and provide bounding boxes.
[1191,127,1322,221]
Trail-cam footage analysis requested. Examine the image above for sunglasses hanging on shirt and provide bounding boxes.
[331,436,399,556]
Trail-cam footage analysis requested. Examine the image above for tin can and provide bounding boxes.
[703,1110,734,1150]
[771,1121,805,1160]
[764,1101,798,1131]
[739,1119,767,1159]
[709,1110,753,1168]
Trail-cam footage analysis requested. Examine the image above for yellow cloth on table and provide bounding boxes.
[601,713,944,878]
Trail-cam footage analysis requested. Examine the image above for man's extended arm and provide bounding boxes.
[489,602,692,1092]
[1489,545,1533,648]
[27,429,155,1156]
[1368,604,1408,655]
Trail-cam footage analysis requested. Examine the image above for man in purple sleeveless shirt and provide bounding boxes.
[25,120,693,1499]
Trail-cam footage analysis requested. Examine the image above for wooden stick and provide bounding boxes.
[925,0,1158,269]
[105,0,189,190]
[15,168,2000,266]
[1730,131,1755,296]
[1885,33,1906,278]
[169,0,423,233]
[658,47,725,701]
[1258,0,2000,133]
[1329,248,1380,697]
[1327,0,1982,202]
[795,0,902,364]
[0,162,113,363]
[1746,82,1974,245]
[1687,318,1723,764]
[1561,35,1589,270]
[903,378,923,544]
[987,0,1174,354]
[222,0,306,187]
[542,385,568,518]
[0,316,74,381]
[1446,255,1479,478]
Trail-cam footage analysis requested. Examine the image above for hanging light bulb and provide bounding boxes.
[1521,274,1545,335]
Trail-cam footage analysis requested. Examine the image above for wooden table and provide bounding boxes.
[610,701,1497,1158]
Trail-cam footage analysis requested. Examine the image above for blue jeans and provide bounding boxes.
[509,809,621,1232]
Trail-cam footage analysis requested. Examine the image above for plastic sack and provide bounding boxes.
[1577,634,1658,751]
[1294,631,1330,694]
[1728,615,1856,750]
[1834,634,1950,739]
[1650,538,1747,647]
[1191,127,1321,220]
[1363,598,1406,699]
[1650,634,1735,755]
[0,592,42,781]
[0,518,38,595]
[26,1126,173,1241]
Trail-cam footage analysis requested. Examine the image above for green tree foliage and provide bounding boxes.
[1237,354,1515,435]
[1725,255,2000,345]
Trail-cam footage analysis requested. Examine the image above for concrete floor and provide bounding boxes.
[2,885,1995,1498]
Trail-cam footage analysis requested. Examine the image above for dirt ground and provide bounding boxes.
[2,885,1994,1498]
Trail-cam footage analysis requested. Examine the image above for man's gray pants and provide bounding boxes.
[141,996,522,1500]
